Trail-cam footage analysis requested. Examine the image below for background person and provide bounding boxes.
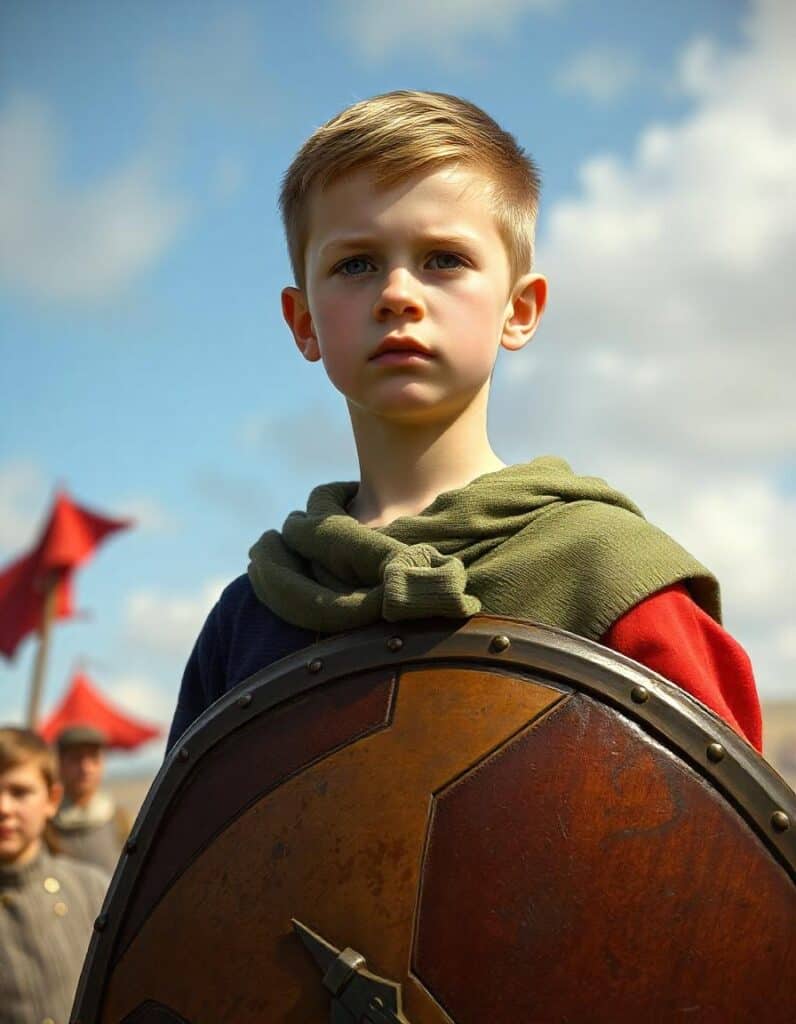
[0,726,108,1024]
[51,725,130,875]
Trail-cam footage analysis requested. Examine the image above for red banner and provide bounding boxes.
[40,671,161,750]
[0,490,130,658]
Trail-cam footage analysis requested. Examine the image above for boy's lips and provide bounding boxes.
[369,335,434,361]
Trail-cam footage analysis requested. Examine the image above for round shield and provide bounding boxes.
[72,616,795,1024]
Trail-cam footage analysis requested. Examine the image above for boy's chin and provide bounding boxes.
[0,837,39,866]
[348,391,474,427]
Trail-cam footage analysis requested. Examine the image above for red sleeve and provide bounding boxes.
[601,584,762,751]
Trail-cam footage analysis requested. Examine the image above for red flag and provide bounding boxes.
[39,671,161,750]
[0,490,131,659]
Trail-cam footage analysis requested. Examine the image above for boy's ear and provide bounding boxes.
[281,287,321,362]
[46,781,64,818]
[501,273,548,352]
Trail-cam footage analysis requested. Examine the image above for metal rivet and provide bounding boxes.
[125,837,137,854]
[178,747,190,762]
[706,742,725,763]
[54,901,68,917]
[94,913,108,933]
[386,636,403,652]
[630,685,649,704]
[771,810,790,833]
[307,658,323,674]
[491,634,511,653]
[43,876,60,894]
[237,693,252,709]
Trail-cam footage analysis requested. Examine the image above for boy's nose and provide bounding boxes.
[373,268,424,322]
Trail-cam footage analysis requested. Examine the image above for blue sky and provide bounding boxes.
[1,0,793,774]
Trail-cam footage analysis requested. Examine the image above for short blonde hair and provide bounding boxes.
[280,90,541,291]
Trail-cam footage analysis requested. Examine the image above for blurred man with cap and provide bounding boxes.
[51,725,130,874]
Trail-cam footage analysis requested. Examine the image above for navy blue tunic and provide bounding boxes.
[166,574,315,751]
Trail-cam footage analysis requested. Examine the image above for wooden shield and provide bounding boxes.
[72,616,796,1024]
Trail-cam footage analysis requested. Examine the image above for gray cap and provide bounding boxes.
[56,725,108,749]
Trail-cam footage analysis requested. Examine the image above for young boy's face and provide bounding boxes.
[283,164,545,425]
[0,761,62,866]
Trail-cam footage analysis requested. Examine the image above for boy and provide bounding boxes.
[52,725,130,875]
[167,90,761,753]
[0,727,109,1024]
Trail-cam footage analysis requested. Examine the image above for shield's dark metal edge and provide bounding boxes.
[71,614,795,1024]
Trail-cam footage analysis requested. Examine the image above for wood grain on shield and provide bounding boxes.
[101,668,562,1023]
[115,668,398,959]
[414,693,796,1024]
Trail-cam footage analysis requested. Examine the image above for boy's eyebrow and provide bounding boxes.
[319,231,481,257]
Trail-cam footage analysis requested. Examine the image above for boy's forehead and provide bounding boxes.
[306,164,500,251]
[0,760,46,785]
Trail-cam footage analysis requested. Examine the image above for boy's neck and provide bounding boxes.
[347,393,505,527]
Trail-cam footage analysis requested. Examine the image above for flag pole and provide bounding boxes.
[27,573,58,729]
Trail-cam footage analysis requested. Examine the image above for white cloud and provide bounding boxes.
[124,578,227,658]
[0,96,189,304]
[493,0,794,699]
[0,460,48,554]
[554,46,642,104]
[104,673,175,730]
[663,478,794,617]
[504,0,795,463]
[114,495,177,534]
[336,0,564,62]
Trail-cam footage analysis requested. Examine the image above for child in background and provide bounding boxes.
[0,727,108,1024]
[167,90,761,754]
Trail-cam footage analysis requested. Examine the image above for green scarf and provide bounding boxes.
[248,456,720,639]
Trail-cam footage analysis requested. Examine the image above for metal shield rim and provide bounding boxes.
[71,614,796,1023]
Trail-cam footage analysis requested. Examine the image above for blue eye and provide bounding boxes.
[428,252,466,270]
[336,256,373,276]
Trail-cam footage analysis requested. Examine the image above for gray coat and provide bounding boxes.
[0,847,108,1024]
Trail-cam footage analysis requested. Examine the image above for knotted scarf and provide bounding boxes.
[248,457,720,639]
